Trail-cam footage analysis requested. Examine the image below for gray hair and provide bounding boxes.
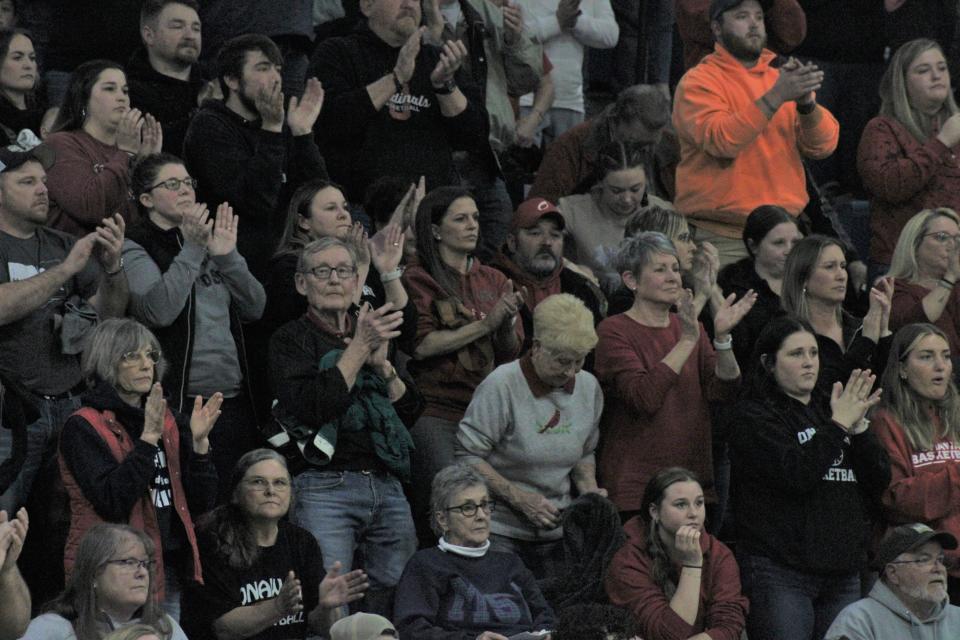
[81,318,166,387]
[613,231,678,276]
[430,465,488,536]
[296,236,358,274]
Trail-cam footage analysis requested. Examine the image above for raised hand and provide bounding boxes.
[395,27,425,85]
[369,223,405,274]
[273,571,304,616]
[430,40,468,88]
[62,233,97,276]
[830,369,882,431]
[0,507,28,575]
[771,57,824,104]
[94,214,126,273]
[712,289,757,338]
[690,242,719,299]
[674,524,703,566]
[556,0,581,30]
[352,302,404,353]
[502,1,524,45]
[181,203,212,247]
[937,113,960,148]
[207,203,238,256]
[256,81,285,132]
[347,222,371,267]
[116,108,144,155]
[287,77,324,136]
[190,392,223,447]
[318,561,369,609]
[140,113,163,156]
[677,289,700,342]
[142,383,166,446]
[862,276,894,342]
[483,281,524,330]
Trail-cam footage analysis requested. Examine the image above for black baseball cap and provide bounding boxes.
[710,0,773,22]
[872,523,958,571]
[0,130,54,174]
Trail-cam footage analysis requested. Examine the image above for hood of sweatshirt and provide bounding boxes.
[80,379,149,439]
[489,249,563,307]
[869,579,949,626]
[707,43,778,80]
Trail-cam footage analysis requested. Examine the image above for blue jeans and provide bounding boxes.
[291,470,416,618]
[0,394,80,513]
[738,551,860,640]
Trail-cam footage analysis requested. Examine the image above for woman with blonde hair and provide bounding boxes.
[873,322,960,602]
[781,235,894,394]
[887,208,960,367]
[456,293,606,578]
[858,38,960,268]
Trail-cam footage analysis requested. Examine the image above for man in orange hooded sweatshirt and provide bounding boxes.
[672,0,839,267]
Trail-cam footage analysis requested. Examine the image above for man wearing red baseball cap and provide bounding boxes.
[490,197,603,352]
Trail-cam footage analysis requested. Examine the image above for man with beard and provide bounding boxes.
[183,34,327,280]
[490,197,604,354]
[825,524,960,639]
[127,0,207,155]
[672,0,838,267]
[309,0,490,206]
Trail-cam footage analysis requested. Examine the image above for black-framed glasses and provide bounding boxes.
[105,557,156,572]
[120,349,161,365]
[445,500,496,517]
[300,265,358,281]
[923,231,960,244]
[890,553,948,569]
[148,177,198,192]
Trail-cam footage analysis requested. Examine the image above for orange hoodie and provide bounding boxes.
[672,44,839,238]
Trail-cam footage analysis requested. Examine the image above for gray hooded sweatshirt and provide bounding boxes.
[825,579,960,640]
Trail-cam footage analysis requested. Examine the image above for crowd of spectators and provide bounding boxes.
[4,0,960,639]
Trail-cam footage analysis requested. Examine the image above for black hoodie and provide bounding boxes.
[728,389,890,575]
[309,21,490,201]
[127,47,205,157]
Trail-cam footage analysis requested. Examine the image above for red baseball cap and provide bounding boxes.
[512,197,565,232]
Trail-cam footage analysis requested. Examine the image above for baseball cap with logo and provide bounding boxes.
[329,613,398,640]
[709,0,773,22]
[511,197,565,233]
[872,523,959,571]
[0,129,54,174]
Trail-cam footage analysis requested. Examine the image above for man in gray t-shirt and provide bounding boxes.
[0,141,128,514]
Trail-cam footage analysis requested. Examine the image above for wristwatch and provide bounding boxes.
[433,78,457,95]
[105,256,124,277]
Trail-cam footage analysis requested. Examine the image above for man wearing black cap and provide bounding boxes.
[825,523,960,639]
[672,0,839,267]
[490,197,604,353]
[0,140,128,514]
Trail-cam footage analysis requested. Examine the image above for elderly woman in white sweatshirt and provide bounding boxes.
[454,293,605,579]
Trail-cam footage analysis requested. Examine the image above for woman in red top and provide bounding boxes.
[873,322,960,602]
[605,466,748,640]
[887,208,960,374]
[858,38,960,268]
[594,231,755,517]
[401,186,524,539]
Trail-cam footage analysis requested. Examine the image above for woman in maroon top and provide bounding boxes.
[606,466,748,640]
[858,38,960,268]
[887,207,960,376]
[594,232,755,517]
[402,186,524,539]
[45,59,159,235]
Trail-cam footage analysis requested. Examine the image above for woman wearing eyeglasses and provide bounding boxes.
[21,523,188,639]
[58,318,224,619]
[394,465,556,640]
[886,208,960,370]
[123,153,266,500]
[872,323,960,603]
[181,449,369,640]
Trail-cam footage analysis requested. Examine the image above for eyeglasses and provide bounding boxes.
[300,265,357,281]
[890,553,948,569]
[120,349,161,365]
[675,230,696,243]
[105,557,155,572]
[445,500,496,517]
[244,477,291,492]
[148,177,198,192]
[923,231,960,244]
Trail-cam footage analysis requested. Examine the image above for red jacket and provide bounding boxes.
[857,115,960,264]
[59,407,203,593]
[873,408,960,577]
[606,517,748,640]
